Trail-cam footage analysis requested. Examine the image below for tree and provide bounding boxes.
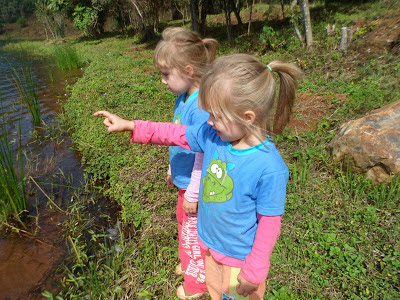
[290,0,313,48]
[128,0,170,40]
[229,0,243,26]
[218,0,245,40]
[298,0,312,48]
[35,0,66,39]
[189,0,200,32]
[109,0,131,34]
[0,0,36,23]
[173,0,190,24]
[188,0,214,35]
[199,0,213,35]
[219,0,232,40]
[247,0,254,35]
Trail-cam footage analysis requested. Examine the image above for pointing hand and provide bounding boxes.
[93,110,134,132]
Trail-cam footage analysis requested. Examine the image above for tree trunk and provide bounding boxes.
[199,0,211,35]
[247,0,254,35]
[290,0,304,47]
[222,0,232,40]
[229,0,243,26]
[298,0,313,48]
[131,0,146,33]
[19,3,24,18]
[190,0,200,32]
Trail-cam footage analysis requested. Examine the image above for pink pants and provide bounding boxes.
[176,189,207,294]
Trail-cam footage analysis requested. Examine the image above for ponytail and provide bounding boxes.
[268,60,303,134]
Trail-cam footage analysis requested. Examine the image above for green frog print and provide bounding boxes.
[174,113,181,125]
[202,151,235,203]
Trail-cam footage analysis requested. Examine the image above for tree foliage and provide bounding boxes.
[35,0,67,39]
[0,0,36,24]
[31,0,315,44]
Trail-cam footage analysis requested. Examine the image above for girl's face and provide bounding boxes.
[159,67,193,96]
[207,113,250,148]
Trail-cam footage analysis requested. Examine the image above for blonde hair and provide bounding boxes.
[199,54,303,141]
[153,27,219,84]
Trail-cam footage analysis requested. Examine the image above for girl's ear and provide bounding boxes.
[185,65,195,78]
[244,110,256,125]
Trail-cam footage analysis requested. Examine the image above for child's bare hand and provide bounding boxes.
[183,199,197,214]
[93,110,134,132]
[236,273,259,297]
[166,175,175,187]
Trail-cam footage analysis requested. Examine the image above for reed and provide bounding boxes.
[0,99,28,225]
[11,66,42,126]
[52,45,81,71]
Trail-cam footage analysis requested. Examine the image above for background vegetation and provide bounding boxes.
[1,0,399,299]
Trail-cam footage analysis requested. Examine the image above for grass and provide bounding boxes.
[3,0,400,299]
[51,45,82,71]
[0,100,28,226]
[11,65,42,126]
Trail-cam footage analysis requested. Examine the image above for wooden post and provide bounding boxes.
[339,26,354,52]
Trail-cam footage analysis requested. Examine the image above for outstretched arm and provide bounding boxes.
[94,111,191,150]
[130,120,190,150]
[93,111,134,132]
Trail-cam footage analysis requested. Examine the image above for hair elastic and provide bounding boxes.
[266,65,272,72]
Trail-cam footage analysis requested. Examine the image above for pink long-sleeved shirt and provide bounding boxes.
[131,120,282,284]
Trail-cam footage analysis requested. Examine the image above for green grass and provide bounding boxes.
[51,45,82,71]
[0,102,28,226]
[4,0,400,299]
[11,65,42,126]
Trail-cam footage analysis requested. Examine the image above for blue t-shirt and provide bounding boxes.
[185,123,288,261]
[169,90,209,189]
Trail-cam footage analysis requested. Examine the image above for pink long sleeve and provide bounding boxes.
[239,214,282,284]
[130,120,190,150]
[184,152,204,203]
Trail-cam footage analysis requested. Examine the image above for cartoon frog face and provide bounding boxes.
[202,151,235,203]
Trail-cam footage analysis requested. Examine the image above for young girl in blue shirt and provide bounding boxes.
[94,53,302,299]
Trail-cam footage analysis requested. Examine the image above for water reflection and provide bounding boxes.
[0,42,83,298]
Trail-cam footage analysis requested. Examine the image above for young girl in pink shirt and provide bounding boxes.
[150,27,218,299]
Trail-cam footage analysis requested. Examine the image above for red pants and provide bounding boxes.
[176,189,207,294]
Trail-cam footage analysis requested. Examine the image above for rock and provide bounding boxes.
[329,100,400,182]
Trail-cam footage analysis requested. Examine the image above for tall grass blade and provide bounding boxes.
[52,45,81,70]
[10,65,42,126]
[0,91,28,226]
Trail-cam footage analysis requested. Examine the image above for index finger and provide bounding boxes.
[93,110,111,117]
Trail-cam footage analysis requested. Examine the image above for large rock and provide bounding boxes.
[329,100,400,182]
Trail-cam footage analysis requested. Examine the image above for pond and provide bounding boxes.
[0,42,112,298]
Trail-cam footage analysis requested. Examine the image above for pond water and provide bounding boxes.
[0,43,104,298]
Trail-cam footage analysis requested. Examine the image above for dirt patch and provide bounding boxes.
[350,10,400,55]
[287,8,400,133]
[287,92,347,133]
